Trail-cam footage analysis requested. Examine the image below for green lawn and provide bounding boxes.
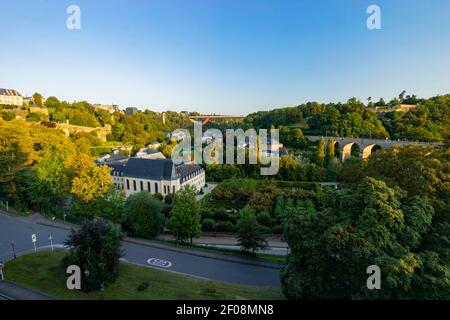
[5,251,283,300]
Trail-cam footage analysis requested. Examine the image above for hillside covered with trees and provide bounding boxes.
[244,93,450,143]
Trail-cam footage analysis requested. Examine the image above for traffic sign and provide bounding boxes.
[31,234,37,252]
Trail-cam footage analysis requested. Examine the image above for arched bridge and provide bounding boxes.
[188,114,245,125]
[305,136,442,161]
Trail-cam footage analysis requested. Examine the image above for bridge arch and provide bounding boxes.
[341,142,361,161]
[361,144,382,159]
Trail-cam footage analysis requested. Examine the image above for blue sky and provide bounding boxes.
[1,0,449,114]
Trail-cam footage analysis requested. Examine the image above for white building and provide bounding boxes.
[0,89,23,106]
[108,158,205,198]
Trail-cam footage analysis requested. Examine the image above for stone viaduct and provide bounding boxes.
[305,136,442,161]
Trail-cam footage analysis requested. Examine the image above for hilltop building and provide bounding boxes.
[0,89,23,106]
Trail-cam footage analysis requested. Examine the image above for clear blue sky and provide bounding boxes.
[1,0,449,114]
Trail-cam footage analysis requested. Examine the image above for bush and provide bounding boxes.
[256,211,273,229]
[201,218,216,232]
[213,208,229,221]
[1,111,16,121]
[62,220,123,292]
[137,282,150,292]
[123,192,164,239]
[154,192,164,201]
[215,220,235,232]
[164,193,173,204]
[27,112,48,122]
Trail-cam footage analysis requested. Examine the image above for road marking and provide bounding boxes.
[147,258,172,268]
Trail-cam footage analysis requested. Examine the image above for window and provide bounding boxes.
[155,183,158,193]
[147,182,151,192]
[126,179,130,190]
[133,180,136,191]
[140,181,143,191]
[173,186,175,193]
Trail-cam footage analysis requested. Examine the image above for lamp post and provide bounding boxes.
[48,235,54,252]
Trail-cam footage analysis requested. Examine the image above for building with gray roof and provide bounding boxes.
[108,158,205,197]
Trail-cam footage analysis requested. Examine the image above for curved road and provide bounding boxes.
[0,212,281,286]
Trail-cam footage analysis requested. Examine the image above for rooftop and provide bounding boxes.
[0,88,22,96]
[107,158,202,181]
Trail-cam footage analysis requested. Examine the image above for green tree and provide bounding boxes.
[236,208,268,255]
[281,177,448,299]
[316,137,325,166]
[32,92,44,107]
[123,192,164,239]
[62,220,123,292]
[167,186,201,243]
[326,138,335,163]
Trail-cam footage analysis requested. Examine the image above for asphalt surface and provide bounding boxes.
[0,212,281,286]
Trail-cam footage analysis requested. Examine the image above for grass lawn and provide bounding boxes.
[4,251,283,300]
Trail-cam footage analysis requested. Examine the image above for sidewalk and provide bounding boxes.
[0,281,55,300]
[159,233,288,248]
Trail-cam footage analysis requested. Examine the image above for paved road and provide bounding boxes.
[0,212,281,286]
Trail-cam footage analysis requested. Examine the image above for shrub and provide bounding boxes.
[137,282,150,292]
[1,111,16,121]
[256,211,273,228]
[154,192,164,201]
[215,220,235,232]
[201,218,216,232]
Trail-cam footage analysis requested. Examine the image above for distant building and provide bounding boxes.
[148,142,162,149]
[97,154,130,166]
[135,148,166,160]
[112,145,133,155]
[0,89,23,106]
[125,107,138,115]
[93,104,120,114]
[108,158,205,198]
[167,130,188,141]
